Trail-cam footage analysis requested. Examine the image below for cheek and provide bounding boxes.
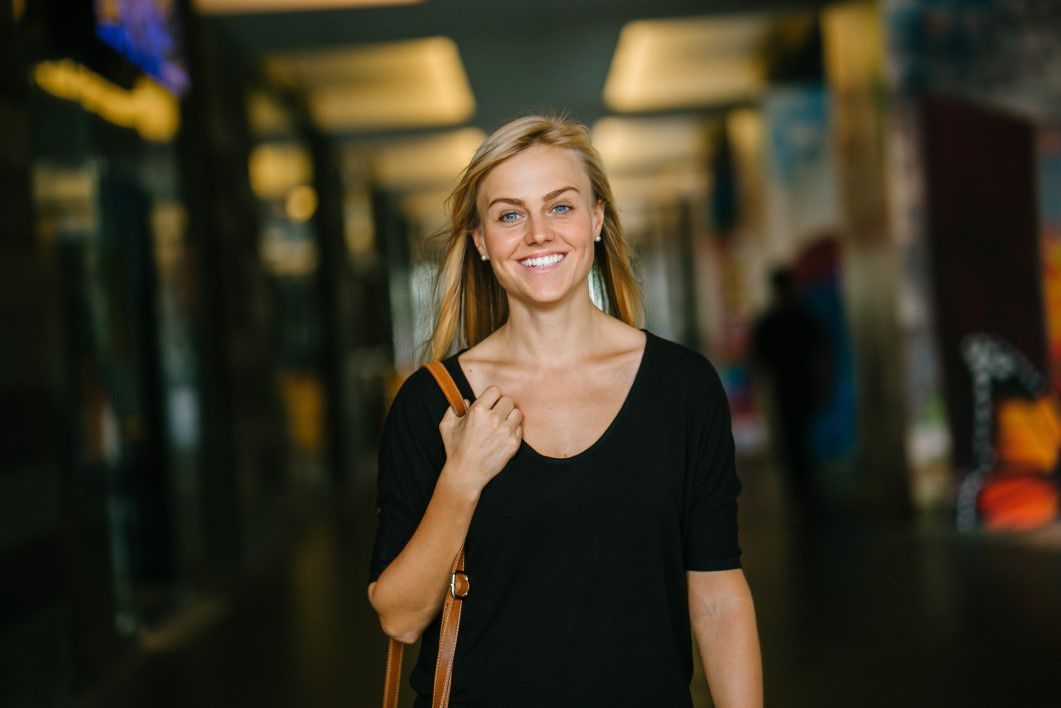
[576,213,599,239]
[483,223,520,244]
[556,209,594,234]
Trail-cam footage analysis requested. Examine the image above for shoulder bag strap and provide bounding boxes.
[382,360,470,708]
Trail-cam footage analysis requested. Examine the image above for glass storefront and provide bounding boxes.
[30,67,201,634]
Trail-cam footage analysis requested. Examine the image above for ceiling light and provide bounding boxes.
[33,60,180,142]
[366,127,486,190]
[249,143,313,199]
[286,185,318,222]
[264,36,475,133]
[603,15,777,113]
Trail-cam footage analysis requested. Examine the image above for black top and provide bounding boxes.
[368,328,743,707]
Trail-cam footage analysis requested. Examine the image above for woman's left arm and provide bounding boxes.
[688,568,763,707]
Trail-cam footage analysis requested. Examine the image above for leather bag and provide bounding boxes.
[381,360,470,708]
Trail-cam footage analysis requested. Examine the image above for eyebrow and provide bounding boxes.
[487,186,579,210]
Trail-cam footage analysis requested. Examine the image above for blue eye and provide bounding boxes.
[499,212,520,223]
[552,204,572,214]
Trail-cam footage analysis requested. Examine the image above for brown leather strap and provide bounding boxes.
[382,360,470,708]
[383,636,403,708]
[433,544,467,708]
[424,360,468,419]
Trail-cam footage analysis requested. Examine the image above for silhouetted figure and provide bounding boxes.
[750,267,832,516]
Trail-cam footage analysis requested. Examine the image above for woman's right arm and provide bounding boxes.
[366,460,480,643]
[367,384,522,644]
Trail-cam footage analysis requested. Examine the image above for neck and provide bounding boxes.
[498,304,607,368]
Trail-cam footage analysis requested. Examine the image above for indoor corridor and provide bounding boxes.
[5,3,1061,707]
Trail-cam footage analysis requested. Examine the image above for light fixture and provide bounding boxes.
[263,36,475,132]
[603,15,775,113]
[286,185,318,222]
[33,60,180,142]
[248,143,313,200]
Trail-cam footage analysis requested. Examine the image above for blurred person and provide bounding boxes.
[367,114,762,707]
[750,266,832,518]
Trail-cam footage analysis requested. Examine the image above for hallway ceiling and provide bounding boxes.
[196,0,421,12]
[206,0,828,138]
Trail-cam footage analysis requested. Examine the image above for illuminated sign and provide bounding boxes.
[94,0,190,96]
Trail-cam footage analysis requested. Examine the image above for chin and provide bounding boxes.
[516,279,590,306]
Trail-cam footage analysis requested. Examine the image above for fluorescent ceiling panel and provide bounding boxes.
[264,36,475,132]
[194,0,421,14]
[366,127,486,190]
[603,14,775,112]
[592,115,711,175]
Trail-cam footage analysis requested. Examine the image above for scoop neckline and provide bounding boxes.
[447,327,653,465]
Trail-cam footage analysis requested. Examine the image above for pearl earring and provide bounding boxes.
[594,234,602,242]
[481,253,488,261]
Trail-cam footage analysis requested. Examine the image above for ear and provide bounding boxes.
[593,198,605,236]
[470,228,483,255]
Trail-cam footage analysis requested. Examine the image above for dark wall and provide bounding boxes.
[1,1,391,700]
[0,3,78,705]
[177,11,289,574]
[921,95,1047,470]
[0,3,300,702]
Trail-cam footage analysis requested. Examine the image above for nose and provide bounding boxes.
[524,212,551,245]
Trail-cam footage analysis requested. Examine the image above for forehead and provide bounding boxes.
[478,144,590,204]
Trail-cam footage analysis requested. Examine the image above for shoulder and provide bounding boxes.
[385,364,449,428]
[646,331,731,427]
[647,330,726,396]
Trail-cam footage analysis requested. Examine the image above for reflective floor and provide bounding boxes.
[84,461,1061,707]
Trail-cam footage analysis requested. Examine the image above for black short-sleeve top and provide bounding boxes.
[368,328,743,707]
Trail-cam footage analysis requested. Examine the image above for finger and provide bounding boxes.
[493,395,516,418]
[441,404,459,426]
[474,385,503,409]
[505,407,523,425]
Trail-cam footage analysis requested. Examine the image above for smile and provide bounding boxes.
[517,252,566,270]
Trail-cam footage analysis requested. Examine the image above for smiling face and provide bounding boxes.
[471,143,605,308]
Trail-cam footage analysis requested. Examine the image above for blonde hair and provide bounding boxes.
[416,113,645,364]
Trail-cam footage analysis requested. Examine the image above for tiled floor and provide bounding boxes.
[85,463,1061,707]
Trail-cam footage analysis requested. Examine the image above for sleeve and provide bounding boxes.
[683,356,743,571]
[367,367,447,584]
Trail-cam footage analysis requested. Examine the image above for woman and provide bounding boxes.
[367,114,762,707]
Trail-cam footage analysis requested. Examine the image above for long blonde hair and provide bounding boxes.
[417,113,645,364]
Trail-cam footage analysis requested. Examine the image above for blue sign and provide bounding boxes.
[94,0,190,96]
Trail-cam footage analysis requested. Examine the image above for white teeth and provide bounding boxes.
[519,253,564,268]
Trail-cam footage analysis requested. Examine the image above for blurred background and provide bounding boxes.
[2,0,1061,706]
